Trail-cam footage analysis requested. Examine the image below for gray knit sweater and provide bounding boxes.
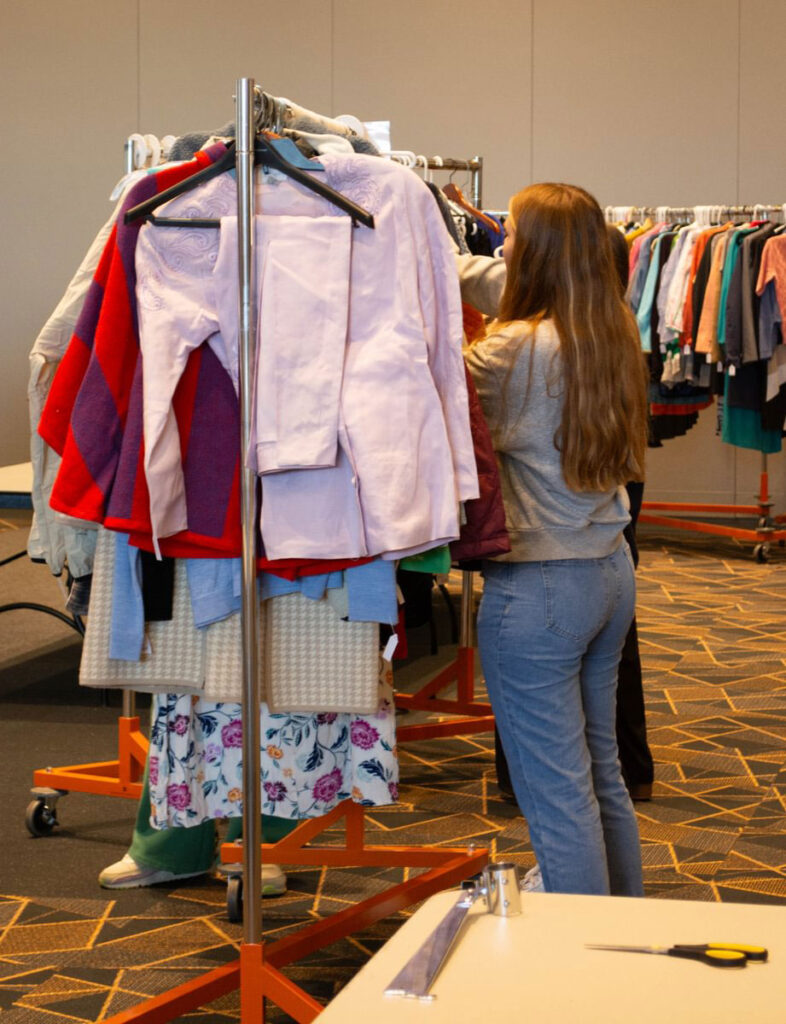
[464,320,629,562]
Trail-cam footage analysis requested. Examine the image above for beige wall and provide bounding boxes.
[3,0,786,509]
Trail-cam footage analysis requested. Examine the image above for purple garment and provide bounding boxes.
[135,154,478,560]
[94,144,237,542]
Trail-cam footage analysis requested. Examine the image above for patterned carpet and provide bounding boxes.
[2,525,786,1021]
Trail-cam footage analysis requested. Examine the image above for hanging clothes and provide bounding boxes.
[133,155,478,561]
[621,207,786,452]
[619,217,713,444]
[38,139,482,828]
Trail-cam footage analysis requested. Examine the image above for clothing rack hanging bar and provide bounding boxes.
[413,156,483,208]
[424,157,482,172]
[612,204,785,220]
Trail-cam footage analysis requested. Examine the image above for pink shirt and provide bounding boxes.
[135,153,478,560]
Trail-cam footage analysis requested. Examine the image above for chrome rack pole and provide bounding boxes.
[236,76,262,944]
[122,133,136,722]
[470,156,483,209]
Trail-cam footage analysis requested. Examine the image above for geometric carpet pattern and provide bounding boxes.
[633,531,786,905]
[2,527,786,1020]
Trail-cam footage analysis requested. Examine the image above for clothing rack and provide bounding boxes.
[606,204,786,224]
[97,78,486,1024]
[25,135,491,836]
[421,155,483,209]
[395,569,494,741]
[123,132,176,170]
[386,149,492,739]
[611,202,786,561]
[387,151,483,208]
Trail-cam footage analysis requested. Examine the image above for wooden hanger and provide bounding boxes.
[442,182,500,233]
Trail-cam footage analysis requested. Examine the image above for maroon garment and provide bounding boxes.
[450,364,510,563]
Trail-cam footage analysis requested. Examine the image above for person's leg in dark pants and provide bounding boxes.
[615,616,654,799]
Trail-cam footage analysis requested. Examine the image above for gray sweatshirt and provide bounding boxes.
[464,320,629,562]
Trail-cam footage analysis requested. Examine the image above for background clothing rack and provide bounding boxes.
[98,77,486,1024]
[388,150,493,740]
[423,156,483,209]
[606,204,786,222]
[612,202,786,561]
[388,152,483,208]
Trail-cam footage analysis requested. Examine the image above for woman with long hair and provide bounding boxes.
[464,182,649,895]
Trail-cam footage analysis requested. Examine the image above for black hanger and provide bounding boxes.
[124,142,238,224]
[124,136,375,229]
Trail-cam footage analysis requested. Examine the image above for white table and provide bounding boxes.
[0,461,33,508]
[320,889,786,1023]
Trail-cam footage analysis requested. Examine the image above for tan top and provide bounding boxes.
[695,230,732,360]
[756,234,786,317]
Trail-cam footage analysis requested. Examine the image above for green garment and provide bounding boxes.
[717,227,759,352]
[721,377,782,454]
[399,545,451,574]
[129,761,298,873]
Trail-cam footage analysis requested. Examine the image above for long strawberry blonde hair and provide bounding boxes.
[497,182,648,491]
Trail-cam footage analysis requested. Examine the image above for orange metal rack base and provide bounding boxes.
[32,715,146,800]
[639,466,786,562]
[395,570,494,741]
[100,800,487,1024]
[395,645,494,741]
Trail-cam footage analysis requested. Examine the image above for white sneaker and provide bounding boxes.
[98,853,207,890]
[260,863,287,897]
[521,864,545,892]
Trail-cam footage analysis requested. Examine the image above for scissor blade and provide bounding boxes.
[586,944,667,955]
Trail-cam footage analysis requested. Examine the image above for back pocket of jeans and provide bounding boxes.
[542,560,610,643]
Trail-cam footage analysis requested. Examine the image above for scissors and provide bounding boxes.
[586,942,768,969]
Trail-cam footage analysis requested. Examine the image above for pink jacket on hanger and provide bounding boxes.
[135,153,478,560]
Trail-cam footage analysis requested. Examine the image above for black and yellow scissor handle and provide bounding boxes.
[667,946,747,967]
[673,943,768,963]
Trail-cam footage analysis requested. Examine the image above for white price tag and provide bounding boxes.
[683,344,692,355]
[728,364,737,376]
[717,361,724,372]
[382,634,399,662]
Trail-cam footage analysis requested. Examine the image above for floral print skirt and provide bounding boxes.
[147,666,399,828]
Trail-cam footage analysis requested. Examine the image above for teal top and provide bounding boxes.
[717,227,758,352]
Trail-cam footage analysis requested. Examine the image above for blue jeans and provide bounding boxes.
[478,545,644,896]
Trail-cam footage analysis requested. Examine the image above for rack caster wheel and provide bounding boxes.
[754,543,770,564]
[25,787,68,837]
[227,875,243,923]
[26,799,58,837]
